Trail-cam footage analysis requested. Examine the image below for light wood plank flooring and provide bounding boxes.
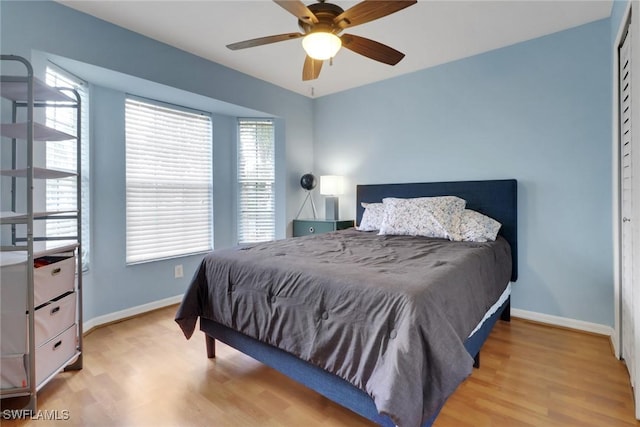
[2,305,638,426]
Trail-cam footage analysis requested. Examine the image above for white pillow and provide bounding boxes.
[457,209,502,242]
[358,202,385,231]
[378,196,466,240]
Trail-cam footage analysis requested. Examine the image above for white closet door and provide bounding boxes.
[620,24,637,393]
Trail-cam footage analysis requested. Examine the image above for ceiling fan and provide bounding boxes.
[226,0,417,81]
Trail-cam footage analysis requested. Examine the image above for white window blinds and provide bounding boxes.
[125,97,213,264]
[45,66,90,270]
[238,119,275,244]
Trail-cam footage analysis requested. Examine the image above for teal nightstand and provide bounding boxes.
[293,219,354,237]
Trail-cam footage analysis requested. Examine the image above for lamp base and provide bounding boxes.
[325,196,339,220]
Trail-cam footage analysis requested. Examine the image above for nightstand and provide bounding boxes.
[293,219,354,237]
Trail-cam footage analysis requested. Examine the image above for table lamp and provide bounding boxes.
[320,175,344,220]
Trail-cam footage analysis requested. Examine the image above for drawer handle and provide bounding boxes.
[50,306,60,316]
[53,340,62,350]
[51,268,62,276]
[308,226,315,233]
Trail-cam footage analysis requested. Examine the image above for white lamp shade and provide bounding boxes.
[302,32,342,60]
[320,175,344,196]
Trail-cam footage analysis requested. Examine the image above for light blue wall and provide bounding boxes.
[0,0,314,320]
[313,19,614,326]
[0,0,619,328]
[88,85,241,323]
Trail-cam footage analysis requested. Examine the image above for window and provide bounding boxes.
[45,66,90,270]
[237,119,275,243]
[125,97,212,264]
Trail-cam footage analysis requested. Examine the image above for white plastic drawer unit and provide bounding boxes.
[36,324,77,387]
[34,255,76,307]
[35,292,76,348]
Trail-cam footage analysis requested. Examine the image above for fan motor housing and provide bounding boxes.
[298,2,345,34]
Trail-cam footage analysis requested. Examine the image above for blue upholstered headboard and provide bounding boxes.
[356,179,518,282]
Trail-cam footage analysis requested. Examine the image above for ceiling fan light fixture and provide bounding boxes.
[302,32,341,60]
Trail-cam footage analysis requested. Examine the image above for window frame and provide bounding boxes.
[237,118,276,244]
[125,95,213,265]
[45,64,91,271]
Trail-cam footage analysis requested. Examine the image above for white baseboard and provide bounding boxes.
[83,294,183,334]
[82,297,614,343]
[511,308,614,337]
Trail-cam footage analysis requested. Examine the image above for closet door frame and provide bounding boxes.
[613,1,640,420]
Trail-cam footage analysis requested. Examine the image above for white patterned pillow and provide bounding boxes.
[358,202,385,231]
[457,209,502,242]
[378,196,466,240]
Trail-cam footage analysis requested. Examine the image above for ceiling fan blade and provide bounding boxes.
[226,33,303,50]
[340,33,405,65]
[273,0,318,25]
[334,0,416,29]
[302,56,323,81]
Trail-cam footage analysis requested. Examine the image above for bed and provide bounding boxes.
[176,179,518,427]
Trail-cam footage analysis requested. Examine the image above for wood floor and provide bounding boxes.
[2,305,639,427]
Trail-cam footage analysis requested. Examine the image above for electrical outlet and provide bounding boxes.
[174,264,184,279]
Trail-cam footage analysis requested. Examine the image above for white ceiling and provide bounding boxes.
[56,0,613,98]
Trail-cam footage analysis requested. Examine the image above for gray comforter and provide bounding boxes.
[175,229,512,427]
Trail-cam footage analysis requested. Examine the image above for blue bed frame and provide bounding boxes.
[200,179,518,426]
